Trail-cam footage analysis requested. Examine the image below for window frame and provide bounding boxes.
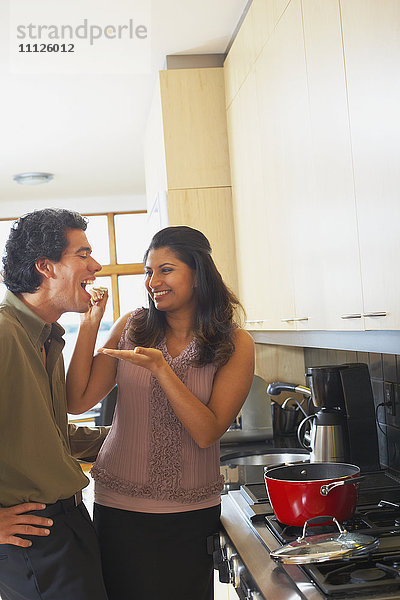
[1,211,146,322]
[87,211,146,321]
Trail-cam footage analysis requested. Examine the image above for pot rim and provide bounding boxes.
[264,462,360,483]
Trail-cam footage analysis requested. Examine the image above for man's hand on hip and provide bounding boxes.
[0,503,53,547]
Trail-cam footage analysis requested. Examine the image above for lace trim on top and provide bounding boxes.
[91,309,224,503]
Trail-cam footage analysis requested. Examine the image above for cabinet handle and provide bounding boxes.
[281,317,309,322]
[341,314,362,319]
[363,312,387,318]
[245,320,264,324]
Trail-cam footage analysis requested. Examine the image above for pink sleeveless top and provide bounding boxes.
[91,310,224,513]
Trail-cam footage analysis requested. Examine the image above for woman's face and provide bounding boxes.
[144,246,196,314]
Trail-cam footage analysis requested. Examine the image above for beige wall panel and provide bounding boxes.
[167,187,238,295]
[160,68,231,190]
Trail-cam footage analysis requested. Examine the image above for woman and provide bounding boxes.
[67,226,254,600]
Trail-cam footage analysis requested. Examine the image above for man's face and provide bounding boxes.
[49,228,102,314]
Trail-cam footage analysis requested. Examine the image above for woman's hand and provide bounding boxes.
[81,287,108,325]
[98,346,167,375]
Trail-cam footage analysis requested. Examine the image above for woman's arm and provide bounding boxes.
[99,328,255,447]
[66,291,130,414]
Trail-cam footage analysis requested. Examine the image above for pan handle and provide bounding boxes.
[320,476,364,496]
[297,516,345,542]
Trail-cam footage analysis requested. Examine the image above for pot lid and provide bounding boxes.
[270,517,379,564]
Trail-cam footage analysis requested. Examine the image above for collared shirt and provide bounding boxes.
[0,291,108,507]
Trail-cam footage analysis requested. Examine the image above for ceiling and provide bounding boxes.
[0,0,248,217]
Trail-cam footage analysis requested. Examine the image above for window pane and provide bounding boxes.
[85,215,110,265]
[0,220,13,259]
[115,213,148,264]
[0,221,14,300]
[118,274,148,317]
[0,281,6,303]
[59,276,113,368]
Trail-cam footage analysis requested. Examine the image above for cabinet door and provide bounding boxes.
[341,0,400,330]
[256,0,310,330]
[227,68,278,329]
[295,0,364,330]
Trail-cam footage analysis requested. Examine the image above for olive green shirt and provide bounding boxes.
[0,291,108,507]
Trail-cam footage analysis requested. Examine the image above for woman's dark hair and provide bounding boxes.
[128,226,243,367]
[2,208,88,293]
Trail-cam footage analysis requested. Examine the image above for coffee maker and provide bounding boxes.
[267,363,380,471]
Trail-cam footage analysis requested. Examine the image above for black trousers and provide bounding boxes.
[0,499,108,600]
[94,502,221,600]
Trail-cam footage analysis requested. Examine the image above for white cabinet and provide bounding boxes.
[293,0,364,330]
[225,0,400,332]
[255,0,309,330]
[341,0,400,330]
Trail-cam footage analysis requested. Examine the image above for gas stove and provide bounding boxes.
[219,469,400,599]
[265,504,400,597]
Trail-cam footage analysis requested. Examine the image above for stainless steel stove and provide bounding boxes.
[218,470,400,599]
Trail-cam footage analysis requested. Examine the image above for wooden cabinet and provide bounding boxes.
[144,67,238,294]
[341,0,400,330]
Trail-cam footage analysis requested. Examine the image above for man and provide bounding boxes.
[0,209,109,600]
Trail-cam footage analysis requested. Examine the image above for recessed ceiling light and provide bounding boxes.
[13,172,54,185]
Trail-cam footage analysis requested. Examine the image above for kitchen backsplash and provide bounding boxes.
[304,348,400,475]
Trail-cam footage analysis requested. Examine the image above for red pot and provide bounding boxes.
[264,462,361,526]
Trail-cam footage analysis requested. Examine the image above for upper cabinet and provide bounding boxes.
[225,0,400,331]
[144,66,238,294]
[341,0,400,330]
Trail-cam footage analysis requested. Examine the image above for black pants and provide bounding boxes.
[0,499,108,600]
[94,502,221,600]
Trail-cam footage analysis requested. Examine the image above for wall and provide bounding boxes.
[303,347,400,475]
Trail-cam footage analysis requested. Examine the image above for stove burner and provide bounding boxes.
[350,567,387,583]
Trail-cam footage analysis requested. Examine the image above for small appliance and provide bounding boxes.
[267,363,380,471]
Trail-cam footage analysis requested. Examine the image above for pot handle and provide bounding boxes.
[320,476,364,496]
[297,516,345,542]
[297,414,315,450]
[263,459,311,474]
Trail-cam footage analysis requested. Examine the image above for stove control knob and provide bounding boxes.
[218,560,231,584]
[230,555,242,589]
